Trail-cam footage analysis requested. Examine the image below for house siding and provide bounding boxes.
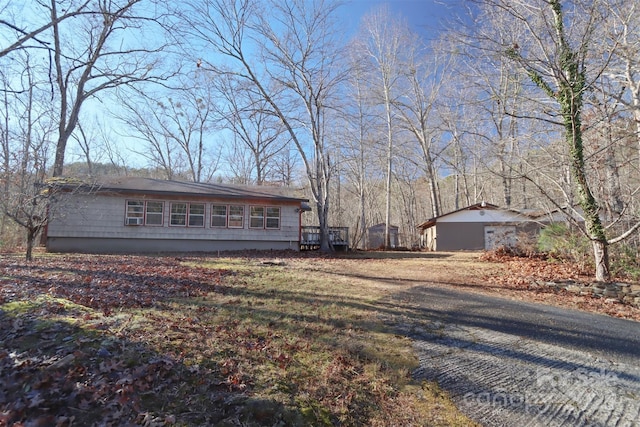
[47,193,302,253]
[46,238,299,253]
[434,222,485,251]
[429,222,542,251]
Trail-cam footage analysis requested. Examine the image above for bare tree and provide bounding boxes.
[353,5,411,249]
[214,73,289,185]
[117,94,180,179]
[340,47,380,248]
[437,109,475,211]
[65,116,130,176]
[474,0,640,281]
[0,0,92,58]
[117,83,221,182]
[42,0,175,176]
[598,1,640,171]
[0,51,55,260]
[271,147,300,187]
[71,123,96,176]
[395,40,452,218]
[179,0,345,251]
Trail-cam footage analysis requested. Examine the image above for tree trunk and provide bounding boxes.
[359,150,367,249]
[384,106,393,249]
[318,197,331,252]
[592,239,610,282]
[52,134,71,177]
[26,227,35,261]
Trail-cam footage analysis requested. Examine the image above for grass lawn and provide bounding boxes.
[0,251,480,426]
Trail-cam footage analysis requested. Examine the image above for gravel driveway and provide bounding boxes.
[388,285,640,427]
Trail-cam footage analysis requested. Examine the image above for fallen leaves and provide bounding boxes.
[0,254,234,426]
[0,254,229,310]
[7,250,625,426]
[479,250,640,321]
[0,308,182,426]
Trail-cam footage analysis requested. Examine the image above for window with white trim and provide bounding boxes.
[266,207,280,229]
[228,205,244,228]
[145,201,164,226]
[170,203,187,226]
[188,203,205,227]
[211,205,227,228]
[250,206,265,228]
[125,201,144,225]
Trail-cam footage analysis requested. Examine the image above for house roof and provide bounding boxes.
[416,202,533,230]
[55,177,309,203]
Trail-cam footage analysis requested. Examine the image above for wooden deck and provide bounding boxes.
[300,226,349,251]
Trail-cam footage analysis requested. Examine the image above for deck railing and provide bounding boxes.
[300,226,349,251]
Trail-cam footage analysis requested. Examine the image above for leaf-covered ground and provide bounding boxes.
[0,255,233,426]
[0,255,228,311]
[479,251,640,321]
[3,250,638,426]
[0,253,475,427]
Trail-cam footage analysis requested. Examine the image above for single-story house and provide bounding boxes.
[417,202,541,251]
[45,177,310,253]
[366,223,399,249]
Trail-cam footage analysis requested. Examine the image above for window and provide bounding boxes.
[266,207,280,229]
[250,206,265,228]
[126,200,164,226]
[170,203,187,226]
[188,203,205,227]
[248,206,280,229]
[145,201,164,226]
[170,202,205,227]
[228,205,244,228]
[211,205,227,228]
[125,201,144,225]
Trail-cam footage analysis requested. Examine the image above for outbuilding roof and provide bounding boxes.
[416,202,536,230]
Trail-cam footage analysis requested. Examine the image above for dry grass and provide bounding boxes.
[6,249,634,425]
[1,252,479,426]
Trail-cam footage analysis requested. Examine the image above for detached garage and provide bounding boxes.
[417,203,539,251]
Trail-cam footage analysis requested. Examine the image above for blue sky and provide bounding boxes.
[341,0,460,41]
[62,0,463,170]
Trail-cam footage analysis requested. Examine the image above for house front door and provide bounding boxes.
[484,225,517,250]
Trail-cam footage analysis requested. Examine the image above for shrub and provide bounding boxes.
[537,223,591,266]
[610,244,640,280]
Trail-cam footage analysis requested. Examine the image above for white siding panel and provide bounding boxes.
[438,209,530,223]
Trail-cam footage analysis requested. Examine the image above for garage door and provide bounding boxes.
[484,225,517,250]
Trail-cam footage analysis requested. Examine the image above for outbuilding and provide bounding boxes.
[417,203,539,251]
[45,177,309,253]
[366,223,399,249]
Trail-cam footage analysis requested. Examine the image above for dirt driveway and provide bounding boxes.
[308,251,640,426]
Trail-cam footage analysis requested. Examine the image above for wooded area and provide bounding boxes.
[2,0,640,280]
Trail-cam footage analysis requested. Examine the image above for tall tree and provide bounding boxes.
[49,0,176,176]
[214,73,289,185]
[353,5,409,248]
[0,51,55,260]
[395,39,450,218]
[117,83,220,182]
[477,0,640,281]
[341,47,379,248]
[598,1,640,171]
[179,0,345,251]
